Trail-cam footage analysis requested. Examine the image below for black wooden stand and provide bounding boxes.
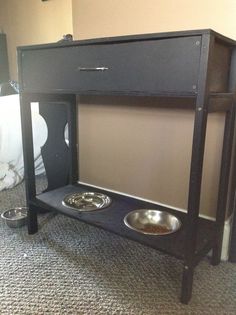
[18,29,236,303]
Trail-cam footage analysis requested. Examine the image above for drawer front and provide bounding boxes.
[20,36,201,95]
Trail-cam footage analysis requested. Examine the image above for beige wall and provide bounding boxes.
[72,0,235,217]
[72,0,236,40]
[78,98,225,217]
[0,0,73,79]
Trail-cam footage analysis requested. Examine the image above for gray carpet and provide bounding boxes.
[0,177,236,315]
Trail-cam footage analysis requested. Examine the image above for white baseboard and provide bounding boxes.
[78,181,232,261]
[197,213,232,261]
[221,215,232,261]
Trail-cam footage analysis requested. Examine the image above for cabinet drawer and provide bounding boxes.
[20,36,201,95]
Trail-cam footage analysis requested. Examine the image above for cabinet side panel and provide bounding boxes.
[209,40,232,93]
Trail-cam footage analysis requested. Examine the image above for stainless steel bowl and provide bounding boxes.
[1,207,28,228]
[124,209,181,235]
[62,192,112,211]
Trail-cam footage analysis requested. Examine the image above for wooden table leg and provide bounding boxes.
[180,265,194,304]
[27,204,38,234]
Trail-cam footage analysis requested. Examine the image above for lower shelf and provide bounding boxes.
[33,183,216,262]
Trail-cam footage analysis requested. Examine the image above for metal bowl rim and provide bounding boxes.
[124,209,182,235]
[62,191,112,212]
[1,207,28,221]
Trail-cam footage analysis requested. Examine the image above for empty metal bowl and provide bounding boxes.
[1,207,28,228]
[62,192,112,211]
[124,209,181,235]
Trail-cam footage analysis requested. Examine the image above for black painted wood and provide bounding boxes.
[184,34,212,261]
[20,93,37,199]
[19,93,38,234]
[17,29,236,51]
[181,34,213,303]
[39,102,69,191]
[34,183,216,260]
[181,265,194,304]
[20,36,201,95]
[212,103,235,265]
[228,48,236,261]
[67,95,78,184]
[17,29,236,303]
[38,94,78,190]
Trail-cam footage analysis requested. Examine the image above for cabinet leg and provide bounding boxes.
[211,243,222,266]
[27,206,38,234]
[180,265,194,304]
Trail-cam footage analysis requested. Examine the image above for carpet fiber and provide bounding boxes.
[0,177,236,314]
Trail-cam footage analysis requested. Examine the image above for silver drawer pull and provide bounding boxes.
[78,67,109,71]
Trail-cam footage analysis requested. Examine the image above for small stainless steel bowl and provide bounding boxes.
[62,192,112,212]
[124,209,181,235]
[1,207,28,228]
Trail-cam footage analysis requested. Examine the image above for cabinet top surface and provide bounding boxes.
[17,29,236,51]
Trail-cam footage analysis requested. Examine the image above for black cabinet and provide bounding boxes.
[17,29,236,304]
